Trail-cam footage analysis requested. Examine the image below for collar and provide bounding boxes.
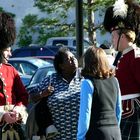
[122,43,136,55]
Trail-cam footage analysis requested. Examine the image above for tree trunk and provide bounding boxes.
[87,0,96,45]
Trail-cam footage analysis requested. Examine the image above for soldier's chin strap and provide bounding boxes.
[116,33,122,51]
[112,28,123,66]
[113,51,122,66]
[112,28,123,51]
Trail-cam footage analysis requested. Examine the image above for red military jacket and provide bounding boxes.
[116,45,140,118]
[0,63,28,106]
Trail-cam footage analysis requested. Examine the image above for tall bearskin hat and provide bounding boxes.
[103,0,140,45]
[0,12,16,50]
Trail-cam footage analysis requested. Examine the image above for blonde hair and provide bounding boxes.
[123,29,136,42]
[81,46,115,79]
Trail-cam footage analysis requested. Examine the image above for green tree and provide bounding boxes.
[17,14,38,47]
[18,0,115,46]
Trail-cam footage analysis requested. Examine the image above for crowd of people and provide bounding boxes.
[0,0,140,140]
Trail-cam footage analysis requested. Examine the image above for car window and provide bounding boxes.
[21,63,36,75]
[10,61,37,75]
[20,75,32,86]
[11,62,23,74]
[30,67,55,85]
[73,40,76,47]
[52,40,68,46]
[28,58,50,68]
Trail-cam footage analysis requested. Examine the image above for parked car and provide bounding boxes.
[35,56,54,64]
[11,45,76,58]
[9,57,52,76]
[26,65,55,92]
[19,74,32,86]
[46,37,92,50]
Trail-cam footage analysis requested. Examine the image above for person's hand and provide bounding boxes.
[15,113,23,123]
[42,86,54,98]
[47,85,54,95]
[2,111,17,124]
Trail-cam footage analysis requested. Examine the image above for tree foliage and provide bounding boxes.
[18,0,115,46]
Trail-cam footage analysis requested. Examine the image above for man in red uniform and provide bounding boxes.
[0,12,28,140]
[103,0,140,139]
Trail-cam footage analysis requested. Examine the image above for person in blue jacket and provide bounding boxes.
[77,46,122,140]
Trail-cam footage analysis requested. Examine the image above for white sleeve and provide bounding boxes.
[0,107,5,122]
[0,112,5,122]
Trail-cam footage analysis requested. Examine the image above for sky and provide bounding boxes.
[0,0,75,31]
[0,0,110,45]
[0,0,41,30]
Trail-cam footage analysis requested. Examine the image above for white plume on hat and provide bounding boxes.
[113,0,128,18]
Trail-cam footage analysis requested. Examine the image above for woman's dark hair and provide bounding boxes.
[53,47,70,74]
[0,12,16,50]
[81,46,115,79]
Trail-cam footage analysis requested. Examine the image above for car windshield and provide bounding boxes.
[28,58,51,67]
[30,66,55,85]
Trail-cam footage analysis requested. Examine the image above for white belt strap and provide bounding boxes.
[122,93,140,100]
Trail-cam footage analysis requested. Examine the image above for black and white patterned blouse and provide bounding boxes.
[29,73,81,140]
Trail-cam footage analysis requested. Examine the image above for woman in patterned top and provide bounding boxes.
[29,47,81,140]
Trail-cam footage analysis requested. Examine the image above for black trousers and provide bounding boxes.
[86,125,122,140]
[35,97,53,136]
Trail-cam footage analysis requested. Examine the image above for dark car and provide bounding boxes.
[26,65,55,92]
[11,45,76,58]
[9,57,52,76]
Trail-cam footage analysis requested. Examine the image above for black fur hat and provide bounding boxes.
[103,6,125,32]
[103,0,140,45]
[0,12,16,50]
[103,0,140,32]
